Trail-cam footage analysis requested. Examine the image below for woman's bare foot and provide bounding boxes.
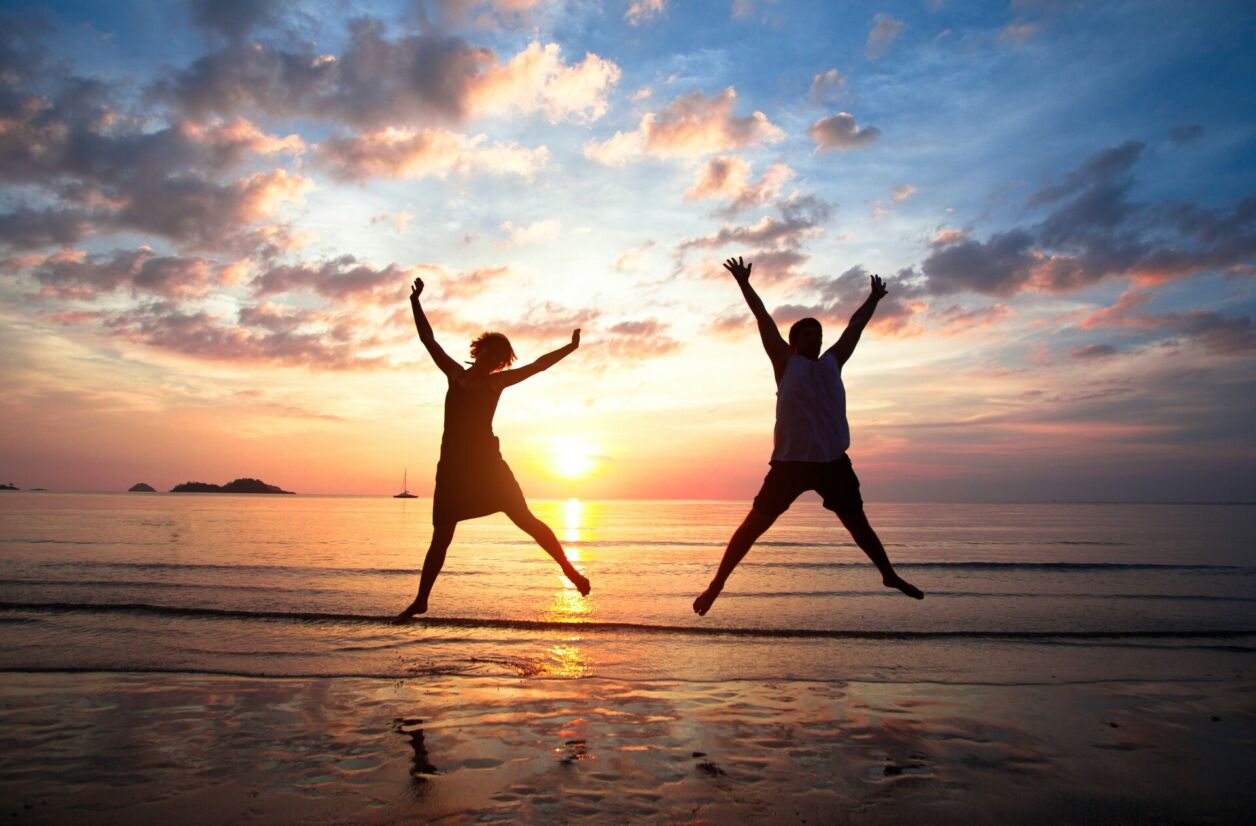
[883,575,924,600]
[693,584,722,616]
[392,598,427,624]
[568,570,591,596]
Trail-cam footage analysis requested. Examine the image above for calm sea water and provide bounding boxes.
[2,494,1254,684]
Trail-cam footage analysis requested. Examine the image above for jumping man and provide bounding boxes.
[693,257,923,616]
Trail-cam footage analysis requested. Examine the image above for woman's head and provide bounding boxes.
[470,332,517,371]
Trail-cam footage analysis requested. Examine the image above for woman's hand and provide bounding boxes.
[571,328,581,347]
[410,277,424,302]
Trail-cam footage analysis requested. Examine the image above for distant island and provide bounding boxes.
[0,483,17,491]
[170,478,295,495]
[128,483,156,492]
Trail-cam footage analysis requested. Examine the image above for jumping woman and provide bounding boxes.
[394,276,590,623]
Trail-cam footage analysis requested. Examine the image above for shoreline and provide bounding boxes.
[2,671,1253,824]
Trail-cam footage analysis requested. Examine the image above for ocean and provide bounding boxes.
[3,494,1254,685]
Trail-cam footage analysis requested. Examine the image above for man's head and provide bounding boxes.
[788,317,823,360]
[470,332,516,372]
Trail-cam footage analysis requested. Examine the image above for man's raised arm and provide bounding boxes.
[726,256,790,379]
[828,274,887,366]
[409,277,462,378]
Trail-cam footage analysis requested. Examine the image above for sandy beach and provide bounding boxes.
[2,671,1253,824]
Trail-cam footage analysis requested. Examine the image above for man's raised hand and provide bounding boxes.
[723,256,752,283]
[409,277,425,302]
[571,328,581,347]
[870,274,888,300]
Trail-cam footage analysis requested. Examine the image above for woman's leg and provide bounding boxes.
[504,505,591,596]
[394,521,457,622]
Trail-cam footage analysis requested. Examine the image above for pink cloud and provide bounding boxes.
[251,256,414,305]
[625,0,666,25]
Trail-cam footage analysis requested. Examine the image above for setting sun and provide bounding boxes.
[550,437,597,480]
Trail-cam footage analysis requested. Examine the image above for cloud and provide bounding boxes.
[1029,140,1144,207]
[1080,290,1256,356]
[251,255,413,305]
[0,41,311,251]
[677,195,831,282]
[14,246,221,299]
[370,211,414,232]
[189,0,284,40]
[98,300,389,369]
[435,264,512,299]
[891,184,917,203]
[796,265,928,336]
[501,218,562,245]
[585,87,783,165]
[1070,343,1118,360]
[154,22,619,127]
[922,141,1256,296]
[809,112,881,152]
[416,0,555,31]
[625,0,666,25]
[920,229,1038,296]
[597,317,682,361]
[1167,124,1205,146]
[809,69,845,103]
[318,127,548,180]
[865,13,905,60]
[930,302,1014,334]
[485,301,598,342]
[684,156,793,212]
[997,20,1041,46]
[1165,311,1256,355]
[613,240,655,273]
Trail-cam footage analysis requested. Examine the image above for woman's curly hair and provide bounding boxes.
[470,332,517,371]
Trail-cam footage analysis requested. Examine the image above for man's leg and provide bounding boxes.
[835,508,923,600]
[693,508,779,616]
[505,505,591,596]
[394,521,457,623]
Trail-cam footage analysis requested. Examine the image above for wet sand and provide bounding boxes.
[1,672,1253,824]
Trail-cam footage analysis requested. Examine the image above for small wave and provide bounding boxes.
[34,560,428,576]
[23,560,1249,579]
[2,601,1253,641]
[746,561,1249,572]
[718,590,1256,602]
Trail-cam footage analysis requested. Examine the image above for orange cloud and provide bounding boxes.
[319,127,548,180]
[469,42,621,123]
[585,88,783,165]
[685,156,794,212]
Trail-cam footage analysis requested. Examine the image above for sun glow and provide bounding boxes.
[550,437,597,479]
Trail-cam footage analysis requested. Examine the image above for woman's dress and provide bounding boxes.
[430,372,526,525]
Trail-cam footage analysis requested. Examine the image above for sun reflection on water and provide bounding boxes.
[543,640,593,678]
[563,497,582,546]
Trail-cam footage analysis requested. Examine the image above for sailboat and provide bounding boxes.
[393,468,418,499]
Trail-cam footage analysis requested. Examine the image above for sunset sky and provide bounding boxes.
[1,0,1253,501]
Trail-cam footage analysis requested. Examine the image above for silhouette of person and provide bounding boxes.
[395,277,590,622]
[693,257,923,616]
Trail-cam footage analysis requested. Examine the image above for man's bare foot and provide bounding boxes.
[392,598,427,624]
[568,570,591,596]
[883,575,924,600]
[693,584,722,616]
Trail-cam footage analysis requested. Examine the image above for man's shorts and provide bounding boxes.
[751,455,863,518]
